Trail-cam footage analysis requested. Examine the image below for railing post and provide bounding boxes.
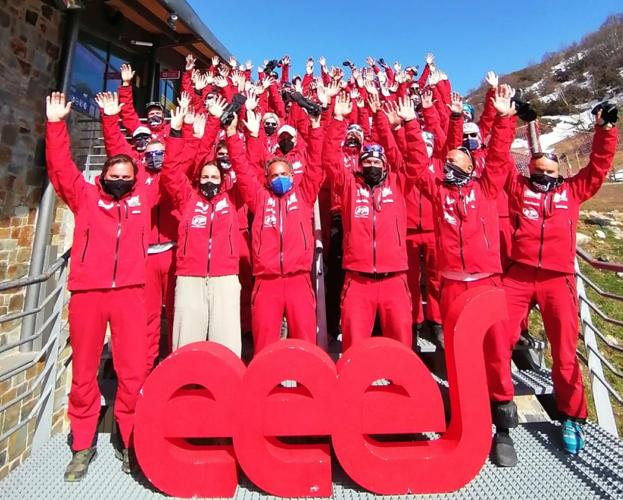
[575,258,618,436]
[313,200,328,351]
[19,9,81,351]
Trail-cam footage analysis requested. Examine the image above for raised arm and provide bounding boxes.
[95,92,135,158]
[401,97,436,199]
[480,86,516,199]
[478,72,499,140]
[45,93,87,213]
[299,112,325,205]
[321,94,351,195]
[420,89,447,159]
[117,64,142,134]
[568,105,618,202]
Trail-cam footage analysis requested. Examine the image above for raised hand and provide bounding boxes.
[326,80,341,98]
[178,91,191,109]
[316,82,329,107]
[306,57,314,75]
[364,80,378,97]
[218,65,230,78]
[367,93,381,114]
[46,92,72,122]
[193,113,206,139]
[95,91,124,116]
[208,95,228,118]
[383,100,402,127]
[485,71,499,89]
[425,52,435,66]
[262,76,276,90]
[447,91,463,114]
[120,63,135,86]
[319,56,326,67]
[211,55,220,68]
[366,56,376,67]
[421,89,434,109]
[185,54,196,71]
[170,105,185,131]
[183,108,196,125]
[242,109,261,137]
[492,85,516,116]
[428,69,441,86]
[228,56,237,68]
[333,92,352,118]
[244,90,258,111]
[225,113,238,137]
[214,75,228,88]
[294,77,303,94]
[393,61,402,72]
[194,72,213,91]
[396,96,416,122]
[244,60,253,71]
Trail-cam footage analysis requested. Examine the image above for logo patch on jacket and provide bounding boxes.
[524,189,542,200]
[354,205,370,218]
[443,211,457,225]
[286,192,298,211]
[522,207,539,220]
[215,199,229,212]
[381,186,394,203]
[263,214,277,227]
[553,189,568,208]
[191,215,207,228]
[292,161,303,175]
[98,200,114,210]
[127,195,141,207]
[195,201,210,214]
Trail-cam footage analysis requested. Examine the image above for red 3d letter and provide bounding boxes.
[234,340,336,497]
[134,342,245,498]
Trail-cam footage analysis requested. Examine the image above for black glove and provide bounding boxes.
[511,91,537,122]
[220,93,247,128]
[290,92,321,118]
[264,59,280,74]
[592,101,618,125]
[342,60,354,69]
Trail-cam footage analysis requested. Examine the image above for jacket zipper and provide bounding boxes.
[141,228,146,257]
[537,194,547,268]
[372,186,377,273]
[481,217,490,249]
[81,229,90,262]
[156,205,161,244]
[228,224,233,255]
[569,220,573,252]
[278,198,284,274]
[207,207,215,275]
[395,218,401,246]
[457,188,466,270]
[300,221,307,250]
[112,201,122,288]
[418,192,422,230]
[183,222,189,254]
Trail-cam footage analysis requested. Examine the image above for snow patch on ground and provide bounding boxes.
[538,109,595,150]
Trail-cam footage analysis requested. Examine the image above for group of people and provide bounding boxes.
[44,51,618,482]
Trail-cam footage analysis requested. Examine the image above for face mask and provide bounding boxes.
[101,178,135,200]
[530,172,558,192]
[264,123,277,136]
[270,176,293,196]
[133,135,150,152]
[344,137,361,150]
[362,166,384,186]
[278,137,295,154]
[145,150,164,171]
[443,162,471,186]
[200,181,220,199]
[217,156,231,170]
[462,137,481,151]
[147,115,164,127]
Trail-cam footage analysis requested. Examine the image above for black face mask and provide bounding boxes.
[443,162,471,186]
[278,137,295,154]
[344,138,361,150]
[217,156,231,170]
[200,181,220,199]
[362,166,385,186]
[101,178,135,200]
[264,123,277,136]
[147,115,164,127]
[530,172,558,193]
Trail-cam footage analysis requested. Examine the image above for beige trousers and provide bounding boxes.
[172,275,241,357]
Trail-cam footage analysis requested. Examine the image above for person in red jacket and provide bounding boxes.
[404,85,518,467]
[227,108,324,353]
[501,103,618,456]
[161,107,243,355]
[322,94,430,352]
[118,63,171,142]
[45,92,155,480]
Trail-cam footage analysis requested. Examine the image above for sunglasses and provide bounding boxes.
[532,152,559,163]
[264,122,278,127]
[463,133,479,139]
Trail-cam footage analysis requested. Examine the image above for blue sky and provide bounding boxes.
[188,0,622,94]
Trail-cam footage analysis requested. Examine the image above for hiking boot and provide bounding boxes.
[64,447,97,482]
[491,432,518,467]
[561,419,578,454]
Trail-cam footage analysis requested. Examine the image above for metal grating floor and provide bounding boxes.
[2,422,622,499]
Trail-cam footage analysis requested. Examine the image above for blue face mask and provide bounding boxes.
[145,150,164,171]
[270,176,293,196]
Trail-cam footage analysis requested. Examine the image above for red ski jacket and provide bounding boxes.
[117,84,171,142]
[161,134,240,277]
[405,115,515,275]
[507,125,618,274]
[226,126,324,277]
[322,117,429,273]
[46,121,156,291]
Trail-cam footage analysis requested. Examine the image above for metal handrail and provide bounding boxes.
[582,339,623,379]
[578,294,623,328]
[0,281,64,326]
[577,350,623,405]
[0,250,70,292]
[576,246,623,272]
[577,270,623,302]
[582,320,623,353]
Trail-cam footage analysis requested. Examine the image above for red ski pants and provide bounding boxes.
[502,262,587,419]
[340,271,413,352]
[406,231,441,325]
[440,275,513,402]
[251,272,317,353]
[68,286,148,451]
[145,249,175,370]
[239,228,253,334]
